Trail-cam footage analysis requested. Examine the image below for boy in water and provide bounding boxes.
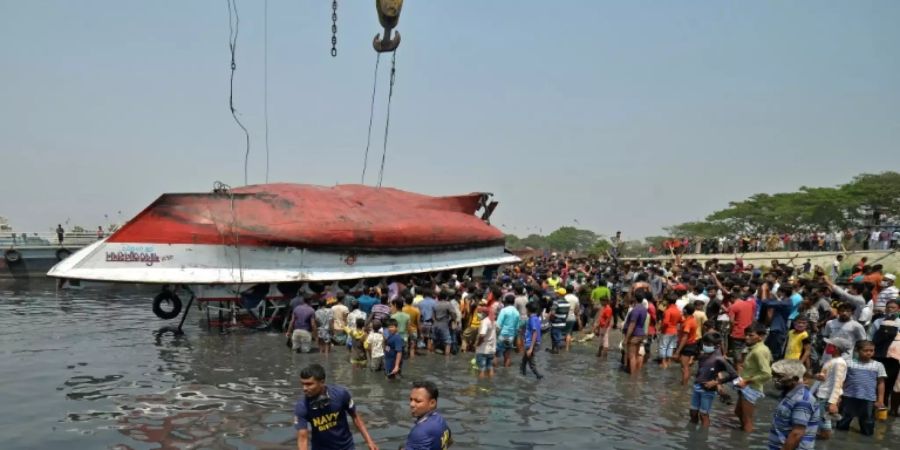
[475,304,497,379]
[384,318,405,379]
[813,337,851,440]
[835,340,887,436]
[674,304,699,386]
[734,323,772,432]
[593,297,613,359]
[690,332,738,427]
[785,316,812,370]
[520,301,543,379]
[346,318,368,368]
[365,321,385,372]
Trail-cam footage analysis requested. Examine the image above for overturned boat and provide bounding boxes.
[48,183,519,327]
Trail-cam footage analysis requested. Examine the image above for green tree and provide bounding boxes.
[545,227,601,252]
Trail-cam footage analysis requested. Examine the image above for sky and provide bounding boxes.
[1,1,898,241]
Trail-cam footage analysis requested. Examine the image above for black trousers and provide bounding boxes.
[836,396,875,435]
[520,350,541,378]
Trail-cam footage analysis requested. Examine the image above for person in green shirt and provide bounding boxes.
[390,299,411,346]
[734,322,773,433]
[591,280,611,305]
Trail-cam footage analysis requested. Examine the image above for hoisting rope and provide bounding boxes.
[263,0,270,183]
[360,53,381,184]
[226,0,251,186]
[376,51,398,188]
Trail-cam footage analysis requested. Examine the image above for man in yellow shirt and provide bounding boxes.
[403,295,421,360]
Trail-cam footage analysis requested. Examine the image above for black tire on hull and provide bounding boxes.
[4,249,22,263]
[152,291,182,320]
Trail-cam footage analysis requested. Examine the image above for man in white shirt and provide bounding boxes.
[870,229,881,251]
[831,254,844,280]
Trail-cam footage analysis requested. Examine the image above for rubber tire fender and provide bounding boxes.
[4,249,21,263]
[152,291,183,320]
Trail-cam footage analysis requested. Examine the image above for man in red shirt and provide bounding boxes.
[593,297,613,359]
[727,290,756,366]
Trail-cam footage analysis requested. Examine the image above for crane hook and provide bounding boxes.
[373,0,402,53]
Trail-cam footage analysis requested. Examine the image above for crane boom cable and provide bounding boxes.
[263,0,270,183]
[226,0,251,186]
[361,53,381,184]
[376,50,397,188]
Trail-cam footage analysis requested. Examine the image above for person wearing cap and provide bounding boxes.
[548,288,571,354]
[874,273,898,316]
[768,359,818,450]
[813,336,851,439]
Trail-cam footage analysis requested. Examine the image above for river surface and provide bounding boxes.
[1,281,897,449]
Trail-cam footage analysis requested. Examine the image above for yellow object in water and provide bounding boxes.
[876,407,888,421]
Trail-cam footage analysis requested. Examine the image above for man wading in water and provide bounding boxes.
[403,380,452,450]
[293,364,378,450]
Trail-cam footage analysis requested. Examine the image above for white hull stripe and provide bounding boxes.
[47,240,519,284]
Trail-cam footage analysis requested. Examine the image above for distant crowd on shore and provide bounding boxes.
[653,228,899,256]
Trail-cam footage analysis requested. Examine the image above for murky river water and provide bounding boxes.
[1,281,897,449]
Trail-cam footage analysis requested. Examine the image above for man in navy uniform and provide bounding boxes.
[403,380,452,450]
[293,364,378,450]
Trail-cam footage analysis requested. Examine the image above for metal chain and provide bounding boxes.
[330,0,338,57]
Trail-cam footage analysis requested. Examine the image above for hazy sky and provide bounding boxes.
[2,1,898,240]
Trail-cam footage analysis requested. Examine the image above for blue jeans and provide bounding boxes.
[476,353,494,371]
[550,327,565,348]
[691,383,717,414]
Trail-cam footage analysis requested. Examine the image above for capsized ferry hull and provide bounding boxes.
[47,183,519,283]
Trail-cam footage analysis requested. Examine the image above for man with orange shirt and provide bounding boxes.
[864,264,885,299]
[674,304,699,385]
[660,294,682,369]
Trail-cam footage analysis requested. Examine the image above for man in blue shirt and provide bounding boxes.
[403,380,452,450]
[495,294,520,367]
[768,359,818,450]
[357,288,379,315]
[520,301,543,379]
[384,318,405,379]
[293,364,378,450]
[417,294,437,351]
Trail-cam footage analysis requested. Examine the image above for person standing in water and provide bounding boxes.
[403,380,452,450]
[293,364,379,450]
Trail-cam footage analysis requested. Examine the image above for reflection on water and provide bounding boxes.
[0,281,897,449]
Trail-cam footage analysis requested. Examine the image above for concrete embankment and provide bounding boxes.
[628,250,900,273]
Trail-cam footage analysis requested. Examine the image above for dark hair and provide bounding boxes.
[526,301,539,314]
[683,304,695,315]
[746,322,768,337]
[355,318,365,329]
[504,294,515,305]
[837,302,855,312]
[856,339,874,350]
[701,332,722,346]
[412,380,439,400]
[392,299,404,310]
[300,364,326,381]
[386,318,398,328]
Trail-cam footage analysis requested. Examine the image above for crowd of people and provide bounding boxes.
[654,228,900,255]
[282,251,899,449]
